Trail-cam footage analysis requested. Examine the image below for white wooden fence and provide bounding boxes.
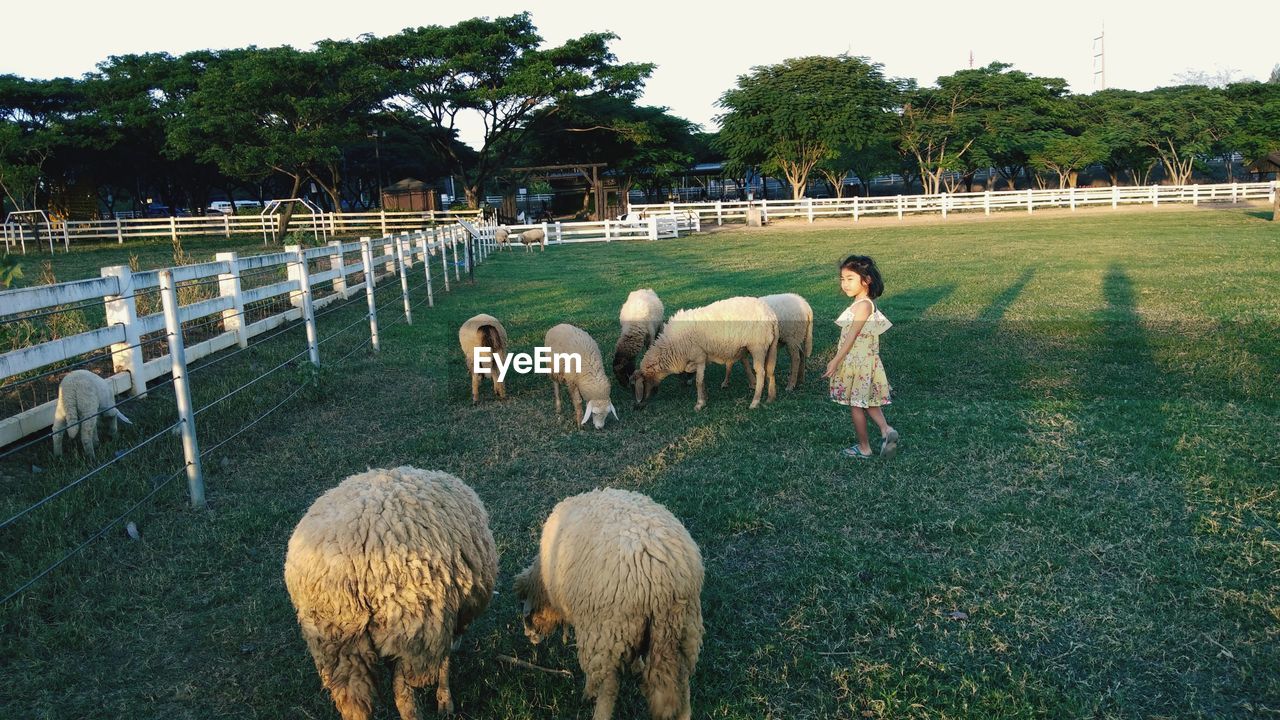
[0,223,493,448]
[496,214,696,246]
[631,181,1278,225]
[0,208,484,253]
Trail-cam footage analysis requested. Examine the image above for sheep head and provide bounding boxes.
[514,562,562,645]
[580,399,619,430]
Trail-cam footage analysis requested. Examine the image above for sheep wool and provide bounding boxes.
[544,323,618,429]
[515,488,703,720]
[458,313,509,403]
[636,296,778,411]
[612,288,664,387]
[519,227,546,252]
[495,226,511,250]
[52,369,131,457]
[722,293,814,392]
[284,467,498,720]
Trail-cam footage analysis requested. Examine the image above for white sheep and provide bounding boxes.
[51,369,132,457]
[544,323,618,429]
[518,227,546,252]
[284,466,498,720]
[495,226,511,250]
[612,288,665,387]
[514,488,703,720]
[720,293,813,392]
[633,296,778,411]
[458,314,509,403]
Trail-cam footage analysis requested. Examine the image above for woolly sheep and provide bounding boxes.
[284,466,498,720]
[518,227,546,252]
[52,369,132,457]
[612,288,665,387]
[633,296,778,411]
[458,313,509,403]
[544,323,618,429]
[514,488,704,720]
[495,226,511,250]
[720,293,813,392]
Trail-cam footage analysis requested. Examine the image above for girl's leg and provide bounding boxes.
[867,405,899,457]
[850,406,873,455]
[867,406,893,436]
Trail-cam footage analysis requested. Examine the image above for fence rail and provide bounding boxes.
[630,181,1278,225]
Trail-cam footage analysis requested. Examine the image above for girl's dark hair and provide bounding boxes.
[839,255,884,299]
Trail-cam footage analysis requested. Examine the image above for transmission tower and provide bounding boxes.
[1092,26,1105,90]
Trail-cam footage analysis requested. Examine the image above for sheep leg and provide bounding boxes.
[435,656,454,716]
[740,356,756,389]
[719,362,731,389]
[81,418,98,458]
[787,344,803,390]
[392,662,424,720]
[553,379,563,414]
[748,347,766,409]
[51,404,67,457]
[765,338,779,402]
[570,387,584,425]
[693,363,707,411]
[316,635,377,720]
[470,372,481,404]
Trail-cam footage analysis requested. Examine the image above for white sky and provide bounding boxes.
[2,0,1276,148]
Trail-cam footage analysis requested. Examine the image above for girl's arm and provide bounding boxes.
[822,301,873,378]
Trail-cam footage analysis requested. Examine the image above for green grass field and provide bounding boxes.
[1,208,1277,719]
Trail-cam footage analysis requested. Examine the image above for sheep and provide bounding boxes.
[633,296,778,411]
[519,227,546,252]
[284,466,498,720]
[51,369,132,457]
[495,226,511,250]
[514,488,703,720]
[544,323,618,429]
[612,288,665,387]
[458,314,509,403]
[720,293,813,392]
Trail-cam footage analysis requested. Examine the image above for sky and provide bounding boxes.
[2,0,1276,147]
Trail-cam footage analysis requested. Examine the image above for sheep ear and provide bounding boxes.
[608,402,619,420]
[580,401,593,425]
[521,598,532,617]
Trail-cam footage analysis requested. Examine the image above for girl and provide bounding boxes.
[822,255,899,459]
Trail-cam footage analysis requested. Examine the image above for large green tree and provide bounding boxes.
[0,74,80,212]
[367,13,652,208]
[716,55,902,200]
[1225,81,1280,171]
[1127,86,1240,185]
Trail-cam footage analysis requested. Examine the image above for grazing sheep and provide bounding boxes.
[495,226,511,250]
[514,488,703,720]
[51,369,132,457]
[612,288,665,387]
[519,227,546,252]
[284,467,498,720]
[720,293,813,392]
[633,296,778,411]
[458,314,509,403]
[544,323,618,429]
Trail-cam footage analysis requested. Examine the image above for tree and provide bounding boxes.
[898,80,982,194]
[1030,130,1107,188]
[367,13,652,208]
[0,75,80,212]
[1128,86,1240,185]
[716,55,902,200]
[1225,81,1280,171]
[1076,90,1160,185]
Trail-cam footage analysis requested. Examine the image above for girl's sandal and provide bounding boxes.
[842,446,874,459]
[880,429,900,459]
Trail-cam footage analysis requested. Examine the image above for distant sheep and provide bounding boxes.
[544,323,618,429]
[612,288,665,387]
[634,296,778,411]
[284,466,498,720]
[721,293,813,392]
[515,488,703,720]
[519,227,546,252]
[495,226,511,250]
[458,314,509,403]
[52,369,131,457]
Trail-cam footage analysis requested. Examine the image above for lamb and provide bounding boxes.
[518,227,546,252]
[514,488,703,720]
[544,323,618,429]
[633,296,778,411]
[494,226,511,250]
[612,288,665,387]
[284,466,498,720]
[720,293,813,392]
[51,369,132,457]
[458,313,509,403]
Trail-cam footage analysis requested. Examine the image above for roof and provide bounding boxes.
[382,178,432,192]
[1246,151,1280,173]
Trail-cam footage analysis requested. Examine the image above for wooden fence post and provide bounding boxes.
[716,200,723,225]
[807,198,814,223]
[648,216,658,241]
[214,252,248,349]
[115,218,124,244]
[379,209,388,237]
[284,245,320,366]
[327,241,348,298]
[984,191,991,216]
[169,217,177,245]
[359,237,381,352]
[541,221,550,249]
[1069,186,1076,211]
[941,193,948,220]
[1112,185,1119,209]
[1152,184,1159,207]
[223,214,231,239]
[100,265,148,398]
[1027,189,1034,214]
[159,269,205,509]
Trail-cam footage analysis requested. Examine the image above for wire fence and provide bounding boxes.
[0,225,489,605]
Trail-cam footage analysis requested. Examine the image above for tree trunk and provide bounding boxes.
[276,175,303,243]
[464,185,482,209]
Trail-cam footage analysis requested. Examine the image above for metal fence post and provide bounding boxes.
[418,231,435,308]
[285,245,320,366]
[439,228,451,292]
[214,252,248,349]
[451,229,462,281]
[394,235,413,324]
[100,265,148,398]
[359,237,381,352]
[159,270,205,509]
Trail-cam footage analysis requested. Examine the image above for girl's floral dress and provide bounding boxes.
[829,298,892,408]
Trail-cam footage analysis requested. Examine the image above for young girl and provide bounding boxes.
[822,255,899,459]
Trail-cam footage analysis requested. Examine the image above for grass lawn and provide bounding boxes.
[1,207,1277,719]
